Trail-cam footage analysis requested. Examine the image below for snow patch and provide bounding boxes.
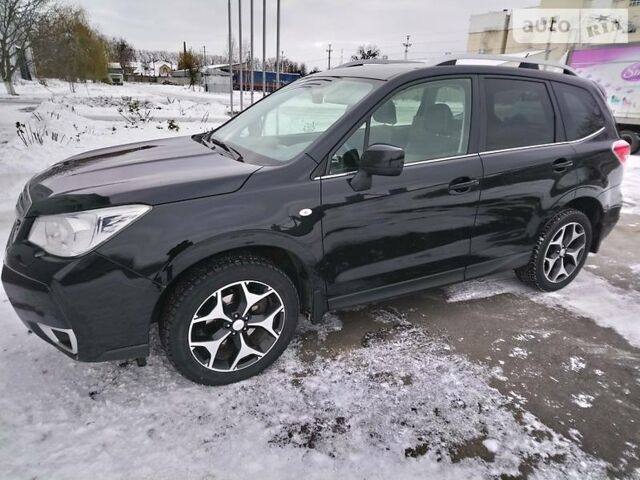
[568,428,583,443]
[509,347,529,359]
[298,312,343,341]
[538,271,640,349]
[483,438,501,453]
[512,333,535,342]
[622,156,640,215]
[446,270,640,350]
[571,393,595,408]
[444,273,527,302]
[564,356,587,373]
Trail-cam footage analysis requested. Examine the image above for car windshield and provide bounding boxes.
[209,77,380,163]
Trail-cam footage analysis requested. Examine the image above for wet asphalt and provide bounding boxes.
[301,212,640,477]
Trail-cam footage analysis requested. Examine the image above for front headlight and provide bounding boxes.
[28,205,151,257]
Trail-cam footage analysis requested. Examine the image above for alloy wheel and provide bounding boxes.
[188,280,285,372]
[542,222,586,283]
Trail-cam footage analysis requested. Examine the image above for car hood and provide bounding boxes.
[25,136,262,216]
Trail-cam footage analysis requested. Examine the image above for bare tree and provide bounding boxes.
[0,0,48,95]
[351,44,381,61]
[137,49,153,76]
[109,37,135,73]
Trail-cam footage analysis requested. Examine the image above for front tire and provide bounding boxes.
[160,255,299,385]
[515,209,592,292]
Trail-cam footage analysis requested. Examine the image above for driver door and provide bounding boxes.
[319,77,482,307]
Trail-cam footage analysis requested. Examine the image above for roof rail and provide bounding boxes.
[435,54,577,76]
[333,59,424,69]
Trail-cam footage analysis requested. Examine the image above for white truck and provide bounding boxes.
[568,44,640,153]
[108,62,124,85]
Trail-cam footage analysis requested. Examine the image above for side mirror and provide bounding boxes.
[349,144,405,192]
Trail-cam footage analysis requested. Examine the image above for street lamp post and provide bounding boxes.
[262,0,266,96]
[228,0,233,114]
[250,0,254,104]
[238,0,244,111]
[275,0,280,89]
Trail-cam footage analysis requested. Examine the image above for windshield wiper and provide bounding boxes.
[201,133,244,162]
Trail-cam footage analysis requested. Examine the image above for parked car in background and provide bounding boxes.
[569,43,640,153]
[107,62,124,85]
[2,57,628,386]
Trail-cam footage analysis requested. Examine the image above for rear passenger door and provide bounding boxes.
[469,76,581,278]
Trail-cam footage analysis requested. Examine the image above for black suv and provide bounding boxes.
[2,58,628,385]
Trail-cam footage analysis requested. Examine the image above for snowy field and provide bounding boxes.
[0,80,639,479]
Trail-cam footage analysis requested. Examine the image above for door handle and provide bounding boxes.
[448,177,479,194]
[552,158,574,172]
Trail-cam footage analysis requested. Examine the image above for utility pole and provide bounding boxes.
[500,9,510,54]
[250,0,254,104]
[402,35,412,60]
[544,15,556,60]
[202,45,206,91]
[238,0,243,111]
[228,0,233,115]
[326,43,333,69]
[262,0,266,96]
[276,0,281,88]
[340,48,344,65]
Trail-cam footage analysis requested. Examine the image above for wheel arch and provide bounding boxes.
[547,190,605,253]
[150,231,326,325]
[565,195,604,253]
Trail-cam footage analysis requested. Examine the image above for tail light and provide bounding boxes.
[612,139,630,166]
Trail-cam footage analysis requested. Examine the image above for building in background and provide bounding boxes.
[234,70,300,92]
[201,63,300,93]
[467,0,640,62]
[131,61,175,78]
[158,63,172,77]
[201,64,233,93]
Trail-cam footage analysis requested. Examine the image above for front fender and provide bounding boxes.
[156,228,324,287]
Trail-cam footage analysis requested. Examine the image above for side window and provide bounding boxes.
[328,122,366,175]
[553,83,605,141]
[484,78,555,150]
[328,78,472,174]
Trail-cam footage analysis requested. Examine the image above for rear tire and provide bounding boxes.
[159,255,299,385]
[515,209,592,292]
[620,130,639,154]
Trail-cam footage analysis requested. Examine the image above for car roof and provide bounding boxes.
[308,57,585,85]
[318,62,427,80]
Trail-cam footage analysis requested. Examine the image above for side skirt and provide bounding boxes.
[464,252,531,281]
[327,268,464,311]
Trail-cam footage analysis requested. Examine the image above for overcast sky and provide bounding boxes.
[69,0,538,70]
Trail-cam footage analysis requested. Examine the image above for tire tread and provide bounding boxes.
[515,208,587,291]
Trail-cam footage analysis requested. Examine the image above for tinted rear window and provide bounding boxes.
[553,83,605,141]
[484,78,555,150]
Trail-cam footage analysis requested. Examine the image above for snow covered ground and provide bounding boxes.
[0,80,639,479]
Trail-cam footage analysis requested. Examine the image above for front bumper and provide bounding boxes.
[2,241,162,362]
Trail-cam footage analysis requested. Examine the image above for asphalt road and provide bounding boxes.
[302,211,640,477]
